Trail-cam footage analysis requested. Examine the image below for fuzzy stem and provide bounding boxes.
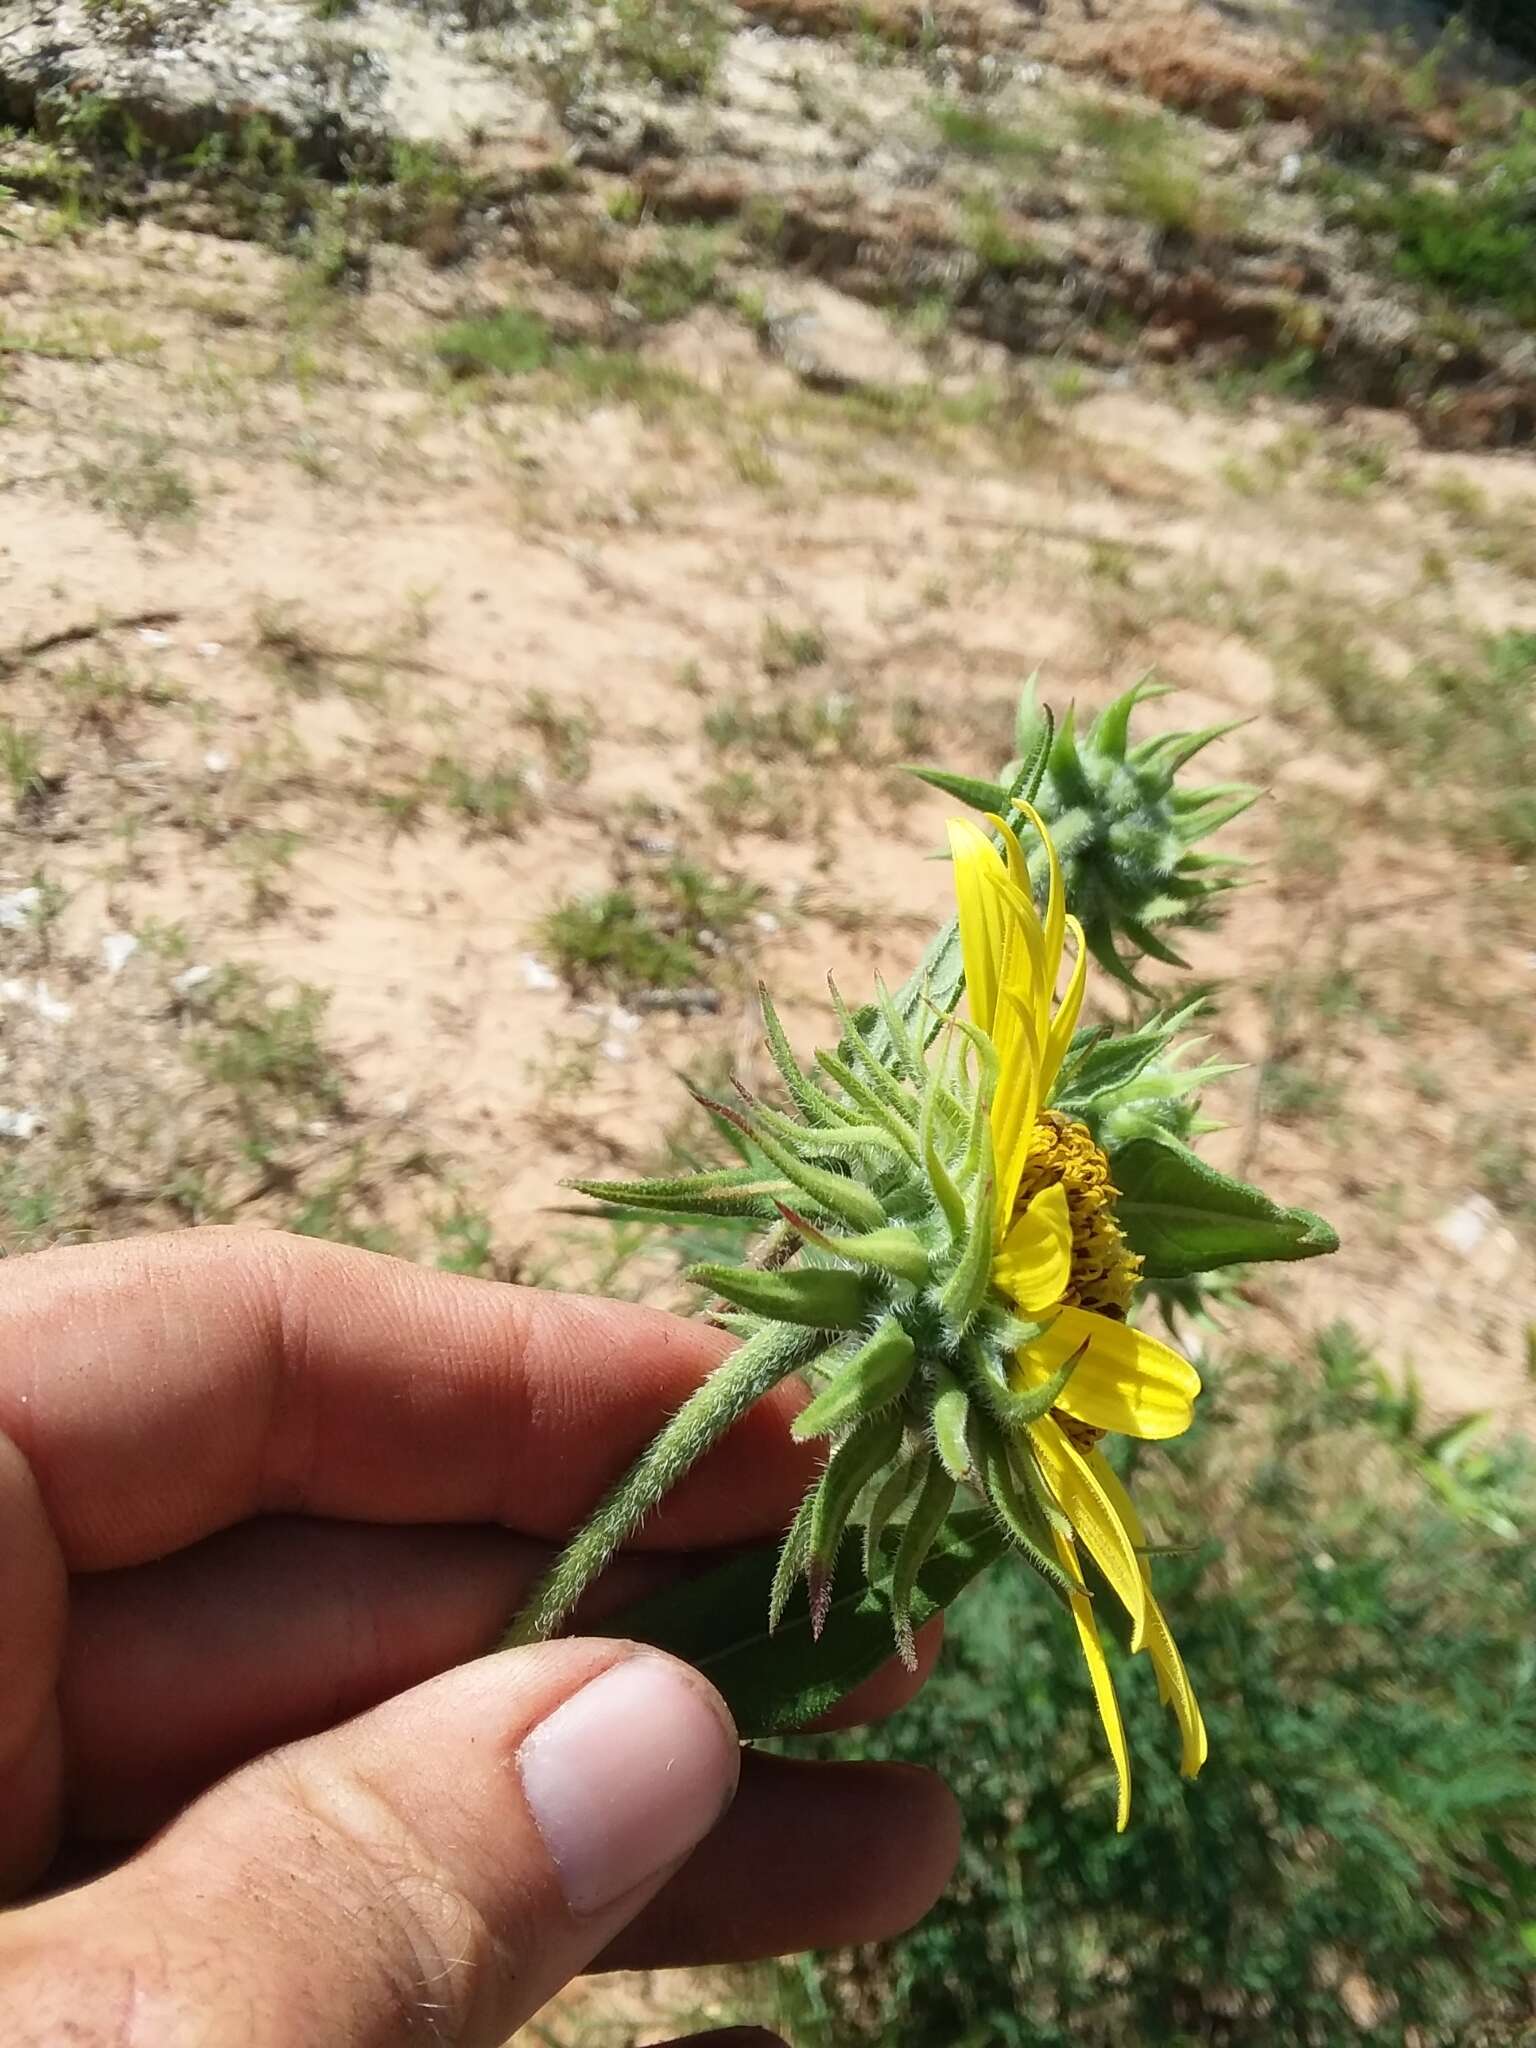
[503,1322,815,1647]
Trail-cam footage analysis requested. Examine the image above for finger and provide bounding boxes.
[0,1229,816,1569]
[599,1751,960,1969]
[62,1529,941,1839]
[60,1520,553,1838]
[0,1432,66,1893]
[2,1642,741,2048]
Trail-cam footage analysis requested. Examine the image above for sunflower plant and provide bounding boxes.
[506,684,1337,1829]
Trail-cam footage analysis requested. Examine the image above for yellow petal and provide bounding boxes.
[1012,799,1066,992]
[948,817,1007,1035]
[1089,1450,1209,1777]
[989,985,1043,1222]
[1025,1306,1201,1442]
[994,1181,1071,1314]
[1055,1530,1132,1831]
[1041,913,1088,1095]
[1030,1419,1148,1650]
[990,864,1049,1037]
[1144,1594,1209,1777]
[989,810,1032,894]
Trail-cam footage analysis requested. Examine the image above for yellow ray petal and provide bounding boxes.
[989,992,1044,1231]
[1088,1450,1208,1776]
[1054,1530,1132,1832]
[1030,1419,1148,1650]
[1023,1305,1201,1442]
[948,817,1007,1034]
[989,864,1049,1040]
[1144,1595,1208,1776]
[1011,799,1066,991]
[994,1181,1071,1314]
[1042,913,1088,1094]
[989,810,1032,894]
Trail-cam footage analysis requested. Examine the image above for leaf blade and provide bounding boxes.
[1112,1136,1340,1280]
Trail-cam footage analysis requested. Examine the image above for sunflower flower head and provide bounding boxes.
[518,687,1336,1831]
[948,805,1207,1826]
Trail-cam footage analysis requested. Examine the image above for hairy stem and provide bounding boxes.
[502,1321,815,1647]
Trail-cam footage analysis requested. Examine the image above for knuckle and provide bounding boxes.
[264,1753,513,2043]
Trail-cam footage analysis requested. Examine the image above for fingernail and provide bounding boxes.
[517,1654,739,1916]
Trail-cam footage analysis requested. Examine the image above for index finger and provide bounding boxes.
[0,1228,816,1570]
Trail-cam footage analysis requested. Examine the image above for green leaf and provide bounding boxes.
[1112,1136,1340,1280]
[606,1509,1007,1738]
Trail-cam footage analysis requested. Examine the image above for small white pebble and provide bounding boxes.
[1435,1196,1497,1256]
[752,910,781,936]
[137,628,174,650]
[0,1107,42,1140]
[195,640,225,660]
[33,982,74,1024]
[608,1006,642,1035]
[519,954,560,992]
[1277,150,1304,190]
[173,963,215,995]
[304,1119,330,1139]
[1,977,71,1021]
[0,887,42,931]
[600,1036,629,1063]
[101,932,139,976]
[203,750,232,776]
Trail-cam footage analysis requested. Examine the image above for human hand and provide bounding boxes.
[0,1229,956,2046]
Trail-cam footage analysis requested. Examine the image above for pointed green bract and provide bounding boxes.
[807,1409,907,1633]
[931,1367,972,1481]
[967,1334,1084,1432]
[791,1318,917,1440]
[758,982,846,1129]
[607,1509,1008,1739]
[907,764,1014,813]
[973,1419,1081,1602]
[864,1453,924,1579]
[891,1456,958,1666]
[687,1260,875,1327]
[698,1090,890,1233]
[776,1209,932,1288]
[769,1486,818,1633]
[566,1167,793,1220]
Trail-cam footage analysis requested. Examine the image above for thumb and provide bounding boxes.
[1,1641,740,2048]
